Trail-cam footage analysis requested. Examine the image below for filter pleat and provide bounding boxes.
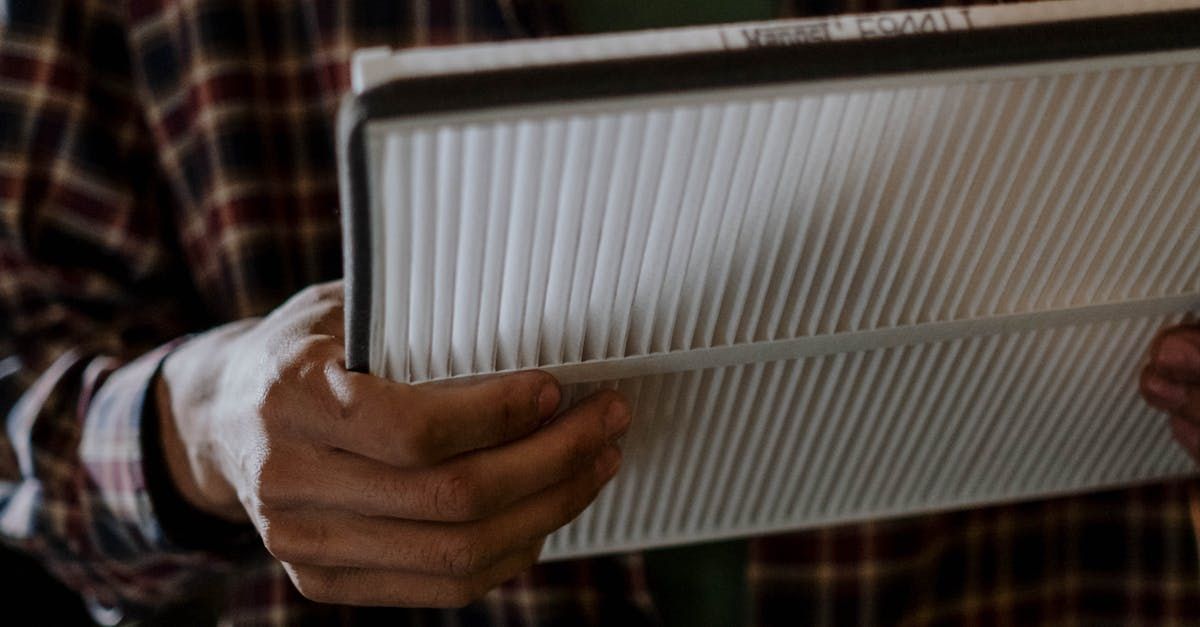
[717,99,795,347]
[1099,65,1195,302]
[895,81,994,325]
[650,105,722,355]
[728,360,799,527]
[673,103,749,350]
[925,80,1023,321]
[1058,71,1157,307]
[538,118,589,367]
[875,85,957,329]
[760,96,841,340]
[952,77,1054,319]
[823,89,911,335]
[851,87,936,331]
[794,92,879,338]
[366,54,1200,558]
[628,109,698,356]
[820,344,900,515]
[743,98,820,342]
[939,334,1024,499]
[608,112,671,359]
[985,75,1078,316]
[562,115,619,364]
[651,369,708,536]
[669,367,730,533]
[381,136,409,381]
[1023,319,1135,492]
[744,353,820,523]
[1004,323,1109,493]
[630,372,685,539]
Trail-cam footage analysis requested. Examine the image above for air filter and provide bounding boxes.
[339,0,1200,559]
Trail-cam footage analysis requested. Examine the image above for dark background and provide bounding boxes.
[0,359,93,625]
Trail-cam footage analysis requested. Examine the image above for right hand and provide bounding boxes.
[1140,323,1200,463]
[155,281,631,607]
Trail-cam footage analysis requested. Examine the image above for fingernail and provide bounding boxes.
[605,401,631,438]
[595,446,622,479]
[1145,375,1188,409]
[1157,336,1200,373]
[537,382,560,417]
[1171,417,1200,453]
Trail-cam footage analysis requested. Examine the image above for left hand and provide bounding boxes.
[1140,323,1200,463]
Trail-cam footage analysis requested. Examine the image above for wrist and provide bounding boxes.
[157,323,257,523]
[155,371,244,523]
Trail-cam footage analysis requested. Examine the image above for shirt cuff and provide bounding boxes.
[80,340,254,557]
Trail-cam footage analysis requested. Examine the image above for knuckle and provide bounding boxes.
[306,520,332,561]
[294,334,335,361]
[275,337,337,389]
[295,283,324,304]
[293,282,339,308]
[430,469,485,521]
[310,297,343,322]
[491,378,538,440]
[508,377,540,418]
[557,481,597,526]
[259,360,335,428]
[597,389,630,414]
[595,388,623,403]
[290,568,339,604]
[563,434,599,473]
[261,523,299,562]
[437,532,485,577]
[255,383,291,430]
[274,520,330,564]
[254,456,295,508]
[334,388,365,425]
[320,374,372,431]
[433,580,480,609]
[392,412,440,467]
[255,480,284,510]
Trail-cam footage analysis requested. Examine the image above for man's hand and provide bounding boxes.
[1140,323,1200,463]
[155,281,630,607]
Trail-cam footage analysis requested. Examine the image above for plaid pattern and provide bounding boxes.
[1,1,1198,625]
[751,482,1200,627]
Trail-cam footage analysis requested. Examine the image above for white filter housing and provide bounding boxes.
[340,1,1200,559]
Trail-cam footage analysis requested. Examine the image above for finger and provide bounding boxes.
[291,390,630,521]
[262,447,619,574]
[284,542,540,607]
[289,280,344,308]
[312,305,344,338]
[1141,363,1199,419]
[414,390,629,520]
[294,298,345,339]
[307,369,562,467]
[1148,328,1200,384]
[1170,416,1200,465]
[275,281,345,335]
[407,371,564,458]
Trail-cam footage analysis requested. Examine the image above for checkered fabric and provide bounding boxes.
[2,1,1199,625]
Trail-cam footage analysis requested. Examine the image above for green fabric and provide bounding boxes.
[567,0,779,33]
[565,4,780,625]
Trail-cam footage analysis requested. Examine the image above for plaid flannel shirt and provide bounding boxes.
[2,1,1200,625]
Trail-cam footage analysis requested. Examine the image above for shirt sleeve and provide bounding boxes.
[0,1,247,621]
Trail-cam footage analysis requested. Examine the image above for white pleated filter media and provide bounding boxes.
[363,50,1200,559]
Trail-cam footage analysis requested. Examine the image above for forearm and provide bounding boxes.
[0,343,244,619]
